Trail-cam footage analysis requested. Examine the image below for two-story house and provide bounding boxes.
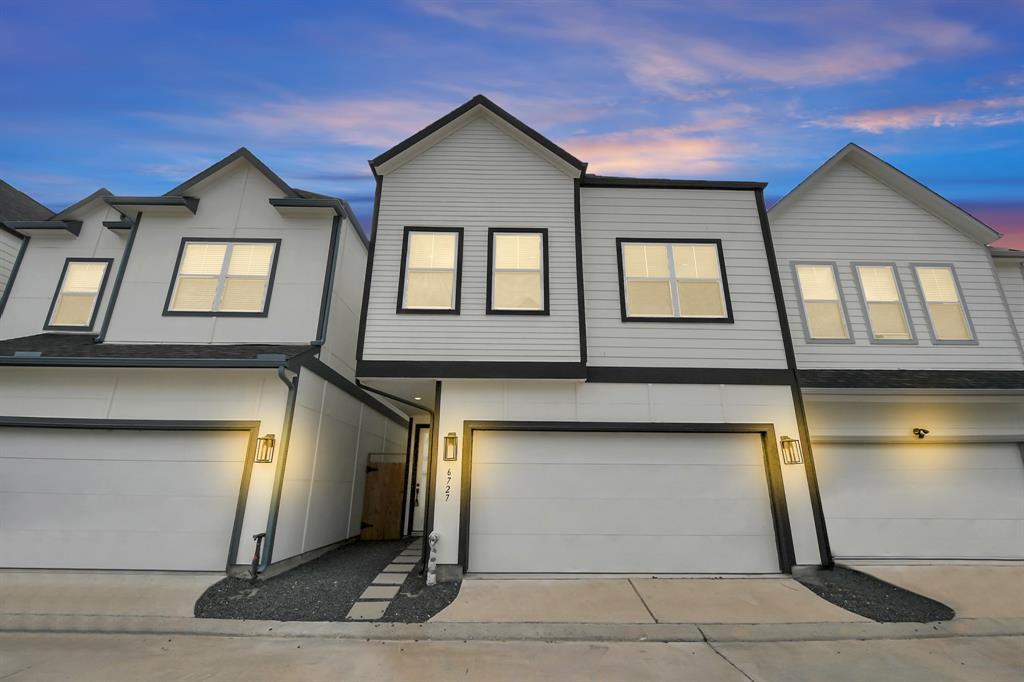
[0,149,409,574]
[357,96,827,579]
[769,144,1024,562]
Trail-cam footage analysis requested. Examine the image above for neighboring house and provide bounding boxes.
[0,149,409,573]
[0,179,54,303]
[358,95,828,578]
[769,144,1024,562]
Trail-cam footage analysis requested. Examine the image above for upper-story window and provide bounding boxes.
[487,229,548,314]
[398,228,462,313]
[165,239,279,316]
[854,263,915,342]
[913,264,975,343]
[793,262,851,341]
[46,258,112,330]
[617,239,732,322]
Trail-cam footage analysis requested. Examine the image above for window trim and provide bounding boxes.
[162,237,281,318]
[851,262,917,345]
[910,262,978,345]
[791,261,855,344]
[44,257,114,332]
[485,228,550,315]
[396,226,464,315]
[615,238,734,323]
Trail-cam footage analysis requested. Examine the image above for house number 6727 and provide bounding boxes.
[445,468,452,501]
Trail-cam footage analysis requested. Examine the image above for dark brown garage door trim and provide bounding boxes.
[0,416,261,571]
[458,420,797,574]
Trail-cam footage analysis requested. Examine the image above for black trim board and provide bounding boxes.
[371,94,586,173]
[456,421,797,574]
[615,237,734,323]
[3,220,82,237]
[485,228,550,315]
[573,178,588,364]
[314,215,341,343]
[355,174,382,364]
[799,369,1024,390]
[398,416,415,538]
[396,227,464,314]
[422,381,442,568]
[162,238,281,318]
[358,360,588,379]
[0,235,29,319]
[0,416,260,572]
[105,196,199,215]
[95,212,141,343]
[587,367,794,385]
[582,175,767,191]
[406,422,430,535]
[755,189,833,567]
[43,258,114,332]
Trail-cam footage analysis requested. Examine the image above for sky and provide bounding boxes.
[1,0,1022,246]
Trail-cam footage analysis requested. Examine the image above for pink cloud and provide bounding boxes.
[961,201,1024,249]
[811,97,1024,133]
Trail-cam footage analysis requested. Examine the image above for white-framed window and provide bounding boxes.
[794,263,850,340]
[166,240,278,315]
[489,230,546,313]
[855,264,913,341]
[913,265,974,342]
[400,229,461,312]
[618,240,730,320]
[46,259,111,329]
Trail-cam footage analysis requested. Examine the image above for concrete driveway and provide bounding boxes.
[852,564,1024,619]
[432,576,868,624]
[0,570,222,618]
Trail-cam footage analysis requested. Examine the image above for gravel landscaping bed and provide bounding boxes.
[796,565,955,623]
[195,539,409,621]
[382,562,462,623]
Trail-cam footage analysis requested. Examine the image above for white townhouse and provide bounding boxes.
[357,96,829,579]
[769,144,1024,562]
[0,149,409,573]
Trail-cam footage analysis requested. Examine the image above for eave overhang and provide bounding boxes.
[1,220,82,237]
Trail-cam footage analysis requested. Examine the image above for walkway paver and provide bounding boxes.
[854,565,1024,619]
[382,563,415,573]
[360,585,400,600]
[372,574,407,585]
[344,539,419,621]
[345,602,388,621]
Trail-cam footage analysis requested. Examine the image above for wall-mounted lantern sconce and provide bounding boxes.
[912,427,930,439]
[255,433,276,463]
[780,436,803,465]
[443,432,458,461]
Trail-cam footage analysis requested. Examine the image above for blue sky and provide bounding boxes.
[2,0,1022,245]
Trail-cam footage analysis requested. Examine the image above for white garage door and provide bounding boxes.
[815,442,1024,559]
[0,427,250,570]
[468,431,781,573]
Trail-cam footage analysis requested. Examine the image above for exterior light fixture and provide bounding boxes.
[413,396,423,401]
[443,432,458,461]
[780,436,803,465]
[912,428,929,439]
[255,433,276,463]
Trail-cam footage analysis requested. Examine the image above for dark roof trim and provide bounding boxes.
[164,147,299,199]
[1,220,82,236]
[582,175,767,191]
[990,247,1024,259]
[103,217,134,232]
[268,197,369,248]
[301,357,407,426]
[587,367,794,385]
[358,359,588,379]
[105,196,199,214]
[799,369,1024,390]
[0,356,297,368]
[370,94,587,173]
[51,188,113,220]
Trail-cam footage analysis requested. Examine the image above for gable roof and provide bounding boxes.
[370,94,587,176]
[164,147,299,198]
[769,143,1001,246]
[52,188,113,220]
[0,179,53,223]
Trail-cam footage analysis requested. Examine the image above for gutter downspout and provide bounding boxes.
[258,364,299,573]
[311,215,342,346]
[95,212,140,343]
[355,379,435,572]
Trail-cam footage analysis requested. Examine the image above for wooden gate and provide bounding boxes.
[360,453,406,540]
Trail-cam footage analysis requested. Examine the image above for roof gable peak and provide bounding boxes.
[163,147,298,198]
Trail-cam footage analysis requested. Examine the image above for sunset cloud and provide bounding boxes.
[811,97,1024,133]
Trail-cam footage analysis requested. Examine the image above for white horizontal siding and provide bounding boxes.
[0,229,23,299]
[995,259,1024,345]
[580,186,787,368]
[362,115,580,363]
[771,161,1024,370]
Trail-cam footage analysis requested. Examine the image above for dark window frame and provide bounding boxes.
[615,237,734,323]
[396,226,464,315]
[44,257,114,332]
[162,237,281,318]
[485,228,550,316]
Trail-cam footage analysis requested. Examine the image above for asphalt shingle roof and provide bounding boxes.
[0,180,54,221]
[0,333,312,363]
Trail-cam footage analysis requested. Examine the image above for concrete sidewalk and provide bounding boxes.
[852,564,1024,619]
[2,630,1021,682]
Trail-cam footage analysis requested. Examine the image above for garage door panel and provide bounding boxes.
[474,432,763,466]
[469,430,780,573]
[816,442,1024,560]
[0,426,249,570]
[471,533,780,574]
[472,462,768,501]
[470,497,774,536]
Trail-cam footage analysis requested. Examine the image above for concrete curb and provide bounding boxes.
[1,614,1022,643]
